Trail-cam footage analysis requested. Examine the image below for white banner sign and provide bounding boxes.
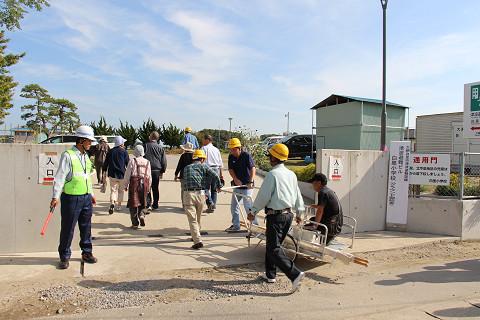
[38,153,59,185]
[409,153,450,186]
[386,141,411,225]
[328,155,343,181]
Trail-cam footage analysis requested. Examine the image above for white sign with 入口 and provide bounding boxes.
[328,155,343,181]
[38,153,59,185]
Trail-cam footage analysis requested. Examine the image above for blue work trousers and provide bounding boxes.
[205,168,220,209]
[230,188,257,228]
[58,193,93,260]
[265,212,301,281]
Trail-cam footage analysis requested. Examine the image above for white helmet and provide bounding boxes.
[75,125,97,145]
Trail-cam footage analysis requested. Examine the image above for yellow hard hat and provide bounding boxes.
[269,143,289,161]
[192,149,206,159]
[185,127,192,133]
[228,138,242,148]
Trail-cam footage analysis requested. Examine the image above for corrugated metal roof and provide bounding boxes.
[311,94,409,110]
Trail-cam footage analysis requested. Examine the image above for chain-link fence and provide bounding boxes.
[409,152,480,199]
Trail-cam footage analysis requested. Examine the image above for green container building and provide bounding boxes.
[311,94,409,150]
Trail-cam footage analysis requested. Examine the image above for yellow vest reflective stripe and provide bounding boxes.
[64,149,92,195]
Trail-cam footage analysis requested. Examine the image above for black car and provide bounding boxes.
[275,134,316,159]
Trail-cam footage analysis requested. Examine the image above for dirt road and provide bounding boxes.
[2,240,480,319]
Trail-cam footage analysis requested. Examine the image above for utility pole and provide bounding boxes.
[228,117,233,140]
[285,112,290,135]
[380,0,388,151]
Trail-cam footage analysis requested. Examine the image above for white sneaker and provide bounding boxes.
[291,272,305,293]
[116,205,123,211]
[260,272,276,283]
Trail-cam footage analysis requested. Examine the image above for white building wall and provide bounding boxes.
[316,149,389,232]
[0,144,78,253]
[407,198,463,236]
[416,112,463,152]
[462,200,480,240]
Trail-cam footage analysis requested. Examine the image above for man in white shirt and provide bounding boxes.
[200,134,224,213]
[248,143,305,293]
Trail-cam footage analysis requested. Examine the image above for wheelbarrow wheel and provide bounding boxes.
[282,233,298,262]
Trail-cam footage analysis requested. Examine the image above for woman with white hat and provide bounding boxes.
[102,135,130,214]
[123,145,152,229]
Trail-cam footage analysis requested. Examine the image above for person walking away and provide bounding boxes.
[183,150,221,249]
[225,138,257,232]
[200,134,224,213]
[103,136,130,214]
[305,173,343,245]
[182,126,199,150]
[93,136,110,184]
[174,142,194,209]
[123,145,152,229]
[144,131,167,212]
[50,125,99,270]
[248,143,305,293]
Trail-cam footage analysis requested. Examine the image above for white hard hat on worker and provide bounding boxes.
[75,125,97,146]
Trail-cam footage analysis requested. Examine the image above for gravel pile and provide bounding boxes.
[35,269,292,311]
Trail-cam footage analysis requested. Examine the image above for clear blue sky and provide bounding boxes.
[5,0,480,135]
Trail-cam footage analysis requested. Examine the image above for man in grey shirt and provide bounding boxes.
[144,131,167,211]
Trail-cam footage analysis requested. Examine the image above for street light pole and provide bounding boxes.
[228,117,233,140]
[380,0,388,151]
[285,112,290,135]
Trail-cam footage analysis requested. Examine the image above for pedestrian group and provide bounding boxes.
[50,125,342,293]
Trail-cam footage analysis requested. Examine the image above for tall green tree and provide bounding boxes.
[138,118,157,144]
[0,30,25,125]
[0,0,50,31]
[48,98,80,136]
[20,83,51,134]
[90,115,115,135]
[159,123,183,149]
[117,120,137,148]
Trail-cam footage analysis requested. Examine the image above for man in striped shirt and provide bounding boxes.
[183,149,222,249]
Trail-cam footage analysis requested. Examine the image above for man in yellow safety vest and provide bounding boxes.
[51,125,99,270]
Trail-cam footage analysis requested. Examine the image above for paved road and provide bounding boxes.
[41,255,480,320]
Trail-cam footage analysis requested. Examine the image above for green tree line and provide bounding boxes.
[90,116,250,150]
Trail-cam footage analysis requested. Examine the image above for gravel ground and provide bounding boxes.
[1,240,480,319]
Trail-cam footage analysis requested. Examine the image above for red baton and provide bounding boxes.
[41,206,56,235]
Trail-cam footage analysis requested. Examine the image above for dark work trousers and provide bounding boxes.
[307,216,339,245]
[265,212,302,281]
[58,193,93,261]
[95,163,103,184]
[130,206,146,226]
[205,168,219,209]
[147,170,161,209]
